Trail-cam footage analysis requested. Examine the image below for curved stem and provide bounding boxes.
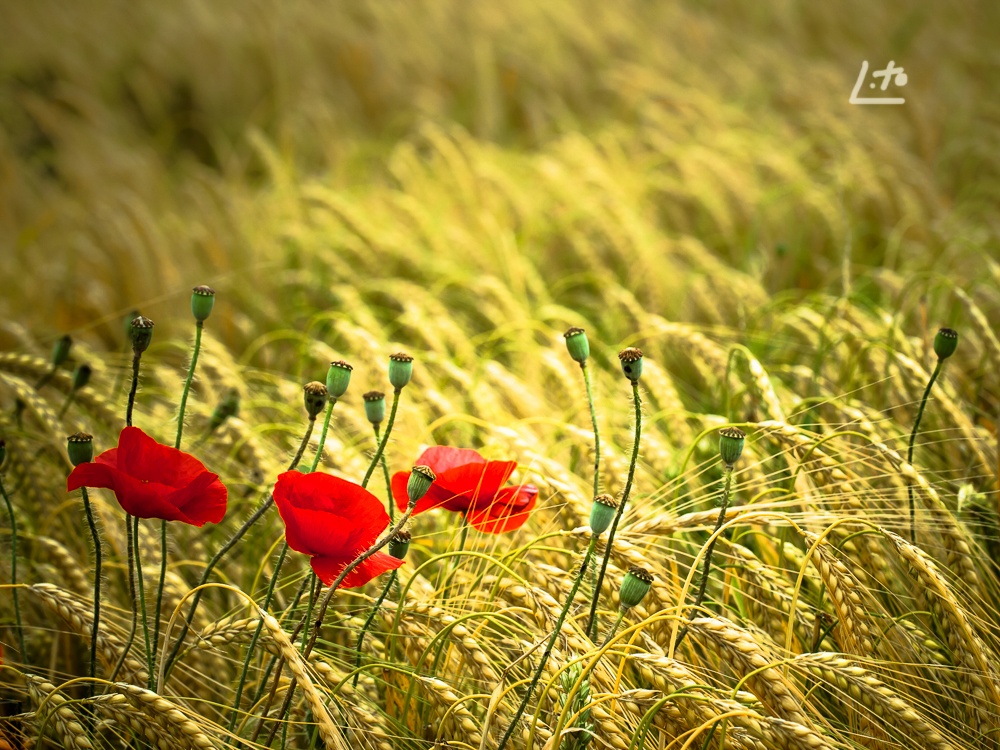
[582,363,601,499]
[174,322,203,449]
[586,381,642,641]
[907,359,943,543]
[81,487,102,688]
[308,398,338,474]
[353,570,396,687]
[151,519,166,689]
[374,424,394,521]
[111,513,139,683]
[362,389,400,489]
[126,353,142,427]
[497,536,597,750]
[0,475,25,660]
[600,609,626,649]
[133,516,153,688]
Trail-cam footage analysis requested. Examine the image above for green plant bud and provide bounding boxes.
[933,327,958,361]
[563,327,590,364]
[209,389,240,431]
[71,363,92,391]
[618,347,643,382]
[67,432,94,466]
[191,285,216,322]
[719,426,746,468]
[51,335,72,368]
[124,310,141,337]
[407,465,436,506]
[589,493,618,535]
[363,390,386,425]
[303,381,329,419]
[325,360,353,398]
[388,352,414,390]
[389,530,411,560]
[130,315,154,355]
[619,566,653,609]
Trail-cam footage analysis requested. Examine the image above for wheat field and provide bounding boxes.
[1,1,1000,748]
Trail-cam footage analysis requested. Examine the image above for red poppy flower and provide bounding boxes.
[66,426,227,526]
[392,446,538,533]
[273,470,403,588]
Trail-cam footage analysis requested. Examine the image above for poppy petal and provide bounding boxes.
[311,551,404,589]
[168,470,228,526]
[466,484,538,533]
[416,446,485,475]
[393,471,472,515]
[117,426,216,488]
[434,460,517,508]
[105,471,193,521]
[67,461,118,493]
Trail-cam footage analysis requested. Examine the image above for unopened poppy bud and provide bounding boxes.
[51,335,72,368]
[619,566,653,609]
[325,360,353,399]
[71,363,92,392]
[719,427,746,468]
[67,432,94,466]
[363,390,386,425]
[407,465,436,507]
[389,530,411,559]
[618,347,643,382]
[130,316,154,355]
[303,382,329,419]
[933,327,958,361]
[563,327,590,364]
[209,389,239,431]
[388,352,414,390]
[589,493,618,535]
[191,285,216,322]
[125,310,141,337]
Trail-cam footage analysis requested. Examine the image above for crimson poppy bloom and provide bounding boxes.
[392,447,538,533]
[273,470,403,588]
[66,426,227,526]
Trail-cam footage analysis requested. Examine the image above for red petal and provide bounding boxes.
[434,460,516,509]
[311,551,404,588]
[67,461,118,493]
[416,446,485,475]
[116,426,216,489]
[104,471,192,521]
[466,484,538,533]
[169,470,228,526]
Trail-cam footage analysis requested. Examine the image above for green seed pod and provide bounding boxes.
[388,352,414,390]
[563,327,590,364]
[407,465,436,507]
[71,363,92,392]
[618,347,643,382]
[933,327,958,361]
[363,390,386,425]
[130,316,154,355]
[389,530,411,560]
[67,432,94,466]
[303,382,329,419]
[209,389,240,431]
[589,493,618,535]
[51,335,73,368]
[619,566,654,609]
[325,360,353,399]
[191,285,216,322]
[719,427,746,468]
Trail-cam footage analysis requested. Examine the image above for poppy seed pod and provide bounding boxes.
[129,316,154,355]
[619,566,654,609]
[406,465,436,507]
[191,285,216,322]
[325,360,353,399]
[363,390,386,425]
[389,529,411,560]
[563,327,590,364]
[303,382,329,419]
[589,493,618,535]
[719,427,746,468]
[71,363,92,392]
[209,389,240,431]
[618,347,643,382]
[51,335,72,368]
[67,432,94,466]
[388,352,414,390]
[933,327,958,361]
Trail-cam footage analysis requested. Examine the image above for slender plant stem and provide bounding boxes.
[600,609,626,649]
[300,574,318,654]
[174,322,203,449]
[497,536,598,750]
[57,393,76,419]
[362,389,401,489]
[353,570,396,687]
[111,513,139,682]
[586,381,642,641]
[150,519,166,690]
[251,575,311,706]
[81,487,102,687]
[126,353,141,427]
[0,475,25,660]
[582,363,601,499]
[907,359,943,543]
[374,424,394,521]
[309,398,338,474]
[133,516,154,688]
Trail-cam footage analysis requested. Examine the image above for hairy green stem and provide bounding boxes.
[81,486,102,687]
[353,570,396,687]
[0,475,25,660]
[309,397,338,474]
[374,424,394,521]
[111,513,139,683]
[600,609,626,649]
[126,353,142,427]
[133,516,153,688]
[907,359,943,543]
[362,388,400,489]
[582,363,601,499]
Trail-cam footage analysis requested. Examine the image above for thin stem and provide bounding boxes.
[907,359,943,543]
[496,536,598,750]
[57,392,76,419]
[174,321,203,449]
[582,363,601,499]
[353,570,396,687]
[300,573,318,654]
[308,398,338,474]
[81,487,102,688]
[133,516,153,688]
[126,353,142,427]
[290,416,317,472]
[111,513,138,683]
[600,609,626,649]
[374,424,394,521]
[362,389,401,489]
[586,381,642,641]
[0,475,25,660]
[151,519,166,690]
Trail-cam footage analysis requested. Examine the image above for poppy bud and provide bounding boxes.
[51,335,73,368]
[363,390,386,425]
[71,363,92,392]
[618,347,643,383]
[67,432,94,466]
[325,360,353,399]
[303,382,329,419]
[130,316,154,355]
[933,327,958,361]
[563,327,590,364]
[191,285,216,322]
[388,352,414,390]
[719,427,746,468]
[407,465,436,507]
[389,529,411,559]
[209,389,240,431]
[589,493,618,535]
[125,310,141,337]
[619,566,653,609]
